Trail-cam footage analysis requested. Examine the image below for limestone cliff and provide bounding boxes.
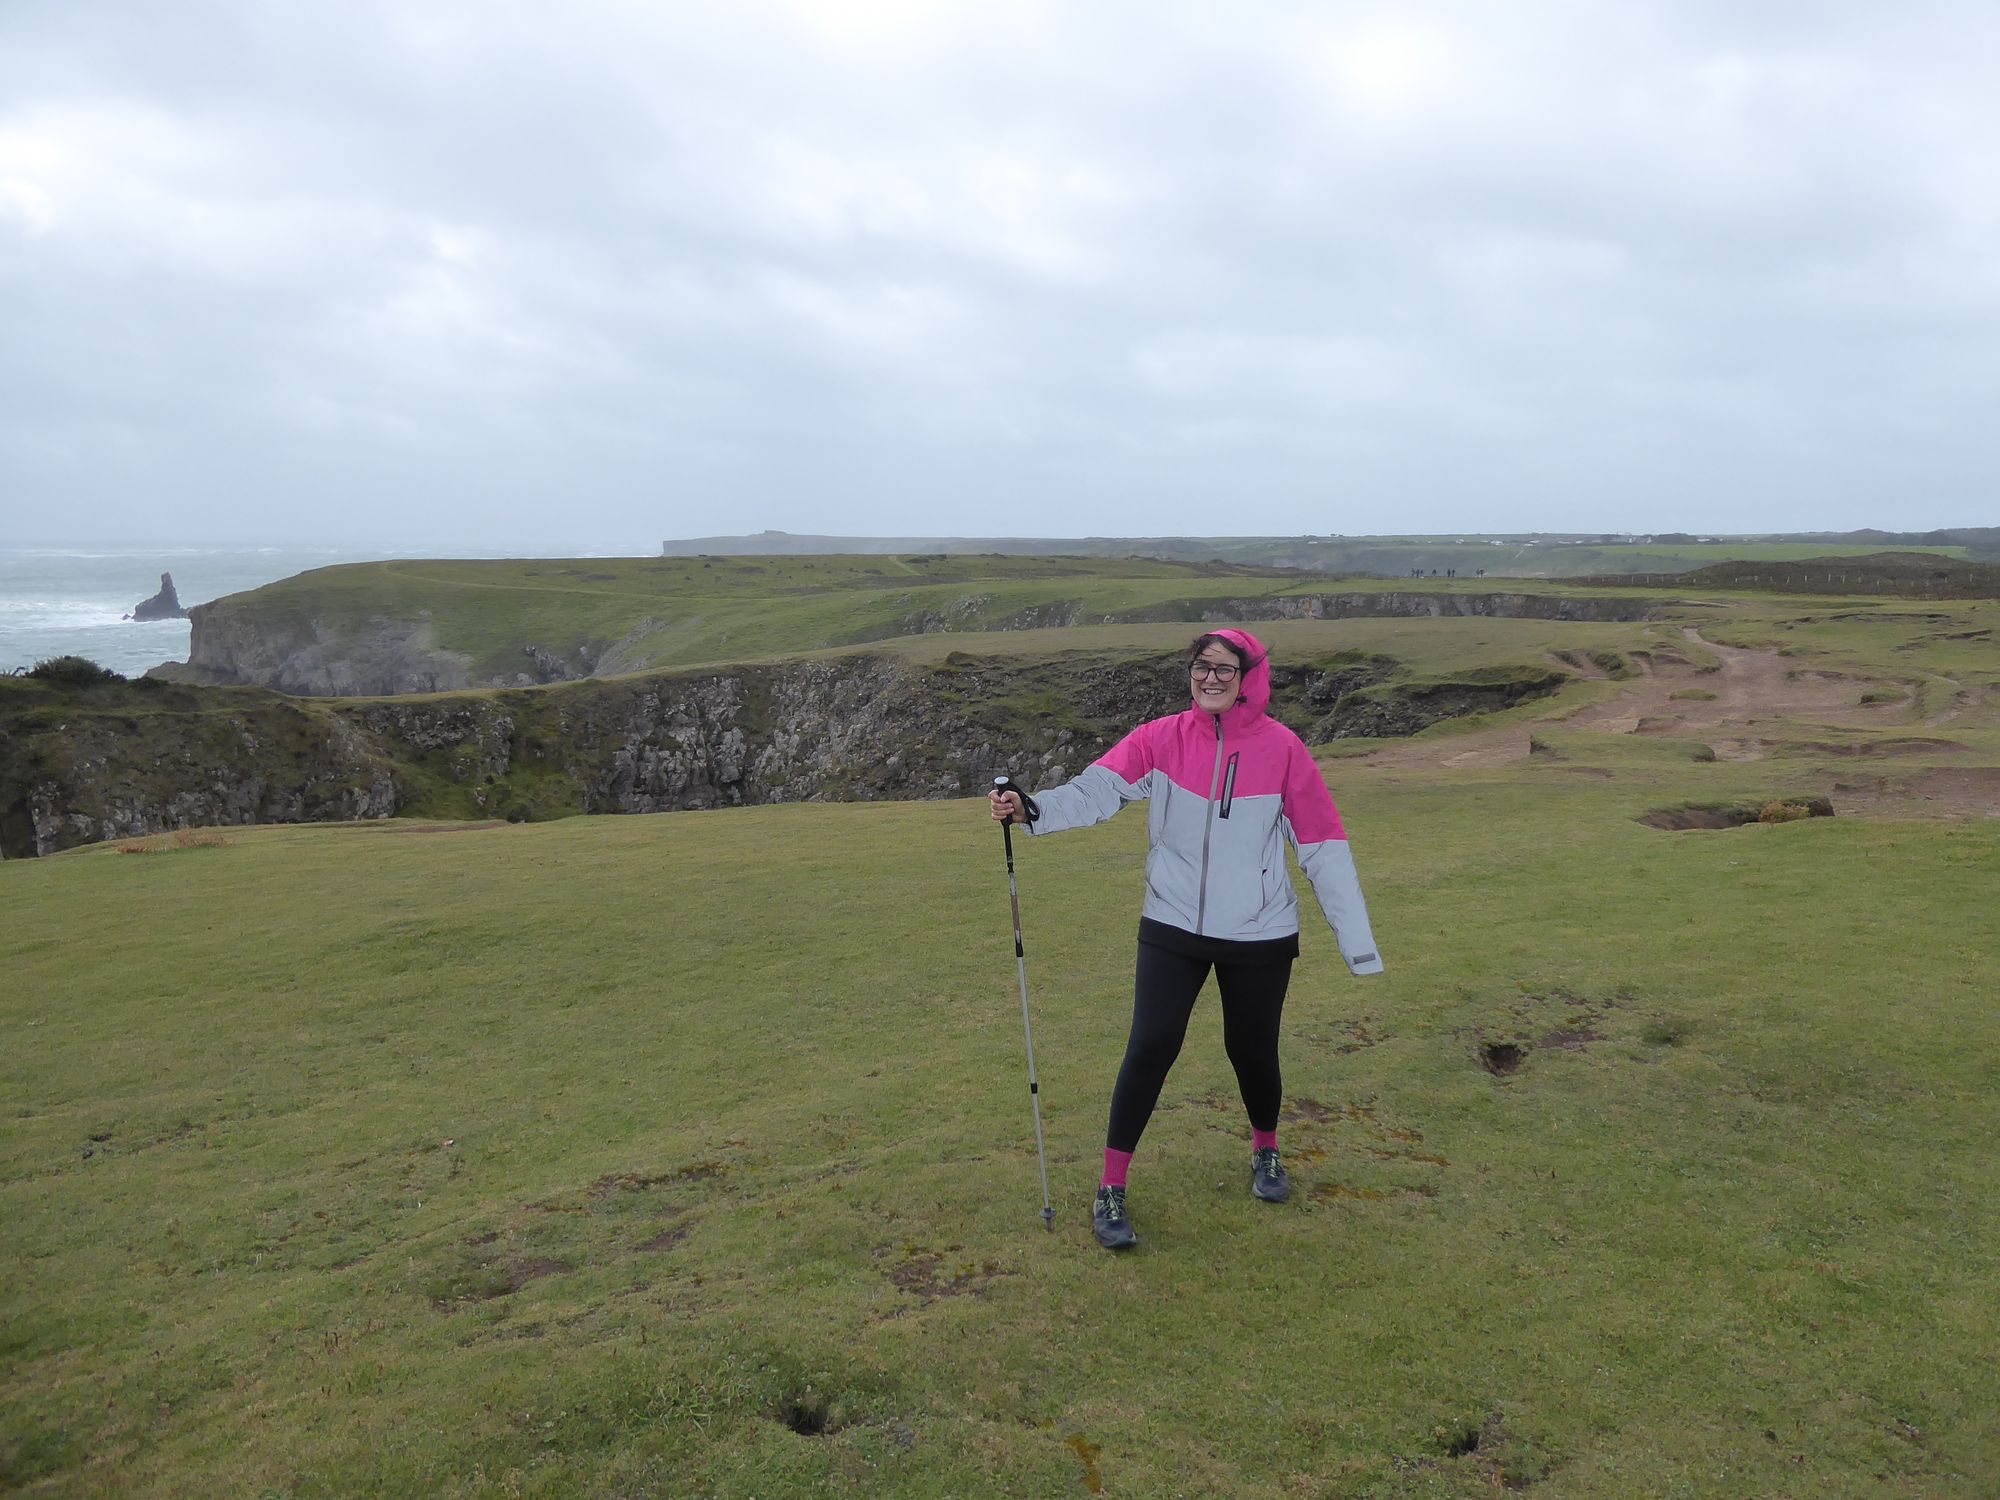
[4,647,1563,857]
[180,599,476,695]
[1,680,400,857]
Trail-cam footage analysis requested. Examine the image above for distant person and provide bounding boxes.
[987,629,1384,1251]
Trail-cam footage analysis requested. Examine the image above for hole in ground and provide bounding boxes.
[1480,1042,1527,1077]
[775,1388,838,1437]
[1441,1422,1482,1457]
[1637,796,1834,830]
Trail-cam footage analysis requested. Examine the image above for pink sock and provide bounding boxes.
[1101,1148,1133,1189]
[1252,1128,1278,1153]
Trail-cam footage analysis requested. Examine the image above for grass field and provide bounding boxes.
[6,593,1999,1496]
[665,534,1986,579]
[186,549,1989,692]
[201,555,1359,682]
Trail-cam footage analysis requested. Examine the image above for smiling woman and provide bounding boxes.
[986,627,1384,1251]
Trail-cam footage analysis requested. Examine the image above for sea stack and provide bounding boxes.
[131,572,189,621]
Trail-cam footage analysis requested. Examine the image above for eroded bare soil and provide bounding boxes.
[1362,631,1996,819]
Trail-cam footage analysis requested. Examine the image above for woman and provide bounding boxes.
[988,628,1383,1250]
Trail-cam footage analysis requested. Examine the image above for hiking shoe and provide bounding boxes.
[1251,1147,1290,1203]
[1092,1186,1137,1250]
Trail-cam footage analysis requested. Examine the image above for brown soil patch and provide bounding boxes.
[635,1221,692,1253]
[1790,737,1968,758]
[590,1162,729,1197]
[1638,797,1834,830]
[877,1243,1008,1303]
[433,1255,572,1308]
[503,1257,571,1291]
[1923,689,1983,727]
[1830,767,2000,820]
[1364,632,1991,821]
[1707,738,1773,761]
[353,820,509,834]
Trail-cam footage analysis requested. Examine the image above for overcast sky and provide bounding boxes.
[3,1,1996,550]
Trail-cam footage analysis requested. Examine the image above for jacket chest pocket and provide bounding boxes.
[1218,753,1240,818]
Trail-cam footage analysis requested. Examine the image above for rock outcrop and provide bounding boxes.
[130,572,188,621]
[2,681,401,857]
[6,645,1567,857]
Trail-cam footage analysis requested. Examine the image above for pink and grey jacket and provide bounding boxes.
[1027,629,1383,975]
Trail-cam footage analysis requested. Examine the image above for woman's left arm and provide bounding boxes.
[1279,740,1384,976]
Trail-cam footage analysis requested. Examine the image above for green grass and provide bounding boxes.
[198,557,1681,685]
[1606,543,1972,564]
[9,583,2000,1492]
[7,733,2000,1495]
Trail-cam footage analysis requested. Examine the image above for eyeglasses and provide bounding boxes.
[1188,662,1240,682]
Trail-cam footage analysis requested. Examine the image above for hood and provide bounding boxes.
[1193,627,1272,732]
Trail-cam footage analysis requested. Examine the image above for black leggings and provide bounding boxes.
[1106,941,1293,1153]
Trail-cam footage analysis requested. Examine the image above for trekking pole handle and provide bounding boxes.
[991,775,1040,826]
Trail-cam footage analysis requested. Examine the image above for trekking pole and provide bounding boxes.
[993,775,1055,1232]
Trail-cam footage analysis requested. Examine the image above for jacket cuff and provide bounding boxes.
[1345,951,1384,976]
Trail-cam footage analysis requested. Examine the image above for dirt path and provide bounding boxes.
[1364,630,1933,772]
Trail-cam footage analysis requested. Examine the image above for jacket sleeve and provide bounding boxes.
[1024,723,1155,835]
[1279,738,1384,976]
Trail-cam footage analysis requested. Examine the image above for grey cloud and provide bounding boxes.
[3,1,1997,547]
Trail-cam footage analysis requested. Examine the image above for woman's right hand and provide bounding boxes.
[988,788,1027,824]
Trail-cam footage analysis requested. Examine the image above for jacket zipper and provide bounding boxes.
[1196,715,1225,935]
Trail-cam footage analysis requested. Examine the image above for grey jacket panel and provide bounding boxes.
[1288,825,1384,975]
[1161,789,1300,941]
[1025,746,1382,976]
[1026,763,1152,834]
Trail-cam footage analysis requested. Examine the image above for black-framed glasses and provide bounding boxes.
[1189,662,1240,682]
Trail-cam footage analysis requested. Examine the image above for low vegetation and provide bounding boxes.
[4,563,1999,1494]
[5,742,1997,1495]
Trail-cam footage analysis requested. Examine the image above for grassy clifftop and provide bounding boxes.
[185,554,1319,687]
[6,741,1998,1493]
[178,556,1663,694]
[8,584,1999,1489]
[7,618,1602,856]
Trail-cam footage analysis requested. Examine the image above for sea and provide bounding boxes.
[0,545,575,679]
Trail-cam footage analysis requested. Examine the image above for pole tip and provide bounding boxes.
[1041,1207,1055,1231]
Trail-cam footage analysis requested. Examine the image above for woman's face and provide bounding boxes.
[1190,642,1244,715]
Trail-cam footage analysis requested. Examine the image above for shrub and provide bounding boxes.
[1758,800,1811,824]
[115,828,229,854]
[27,656,124,686]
